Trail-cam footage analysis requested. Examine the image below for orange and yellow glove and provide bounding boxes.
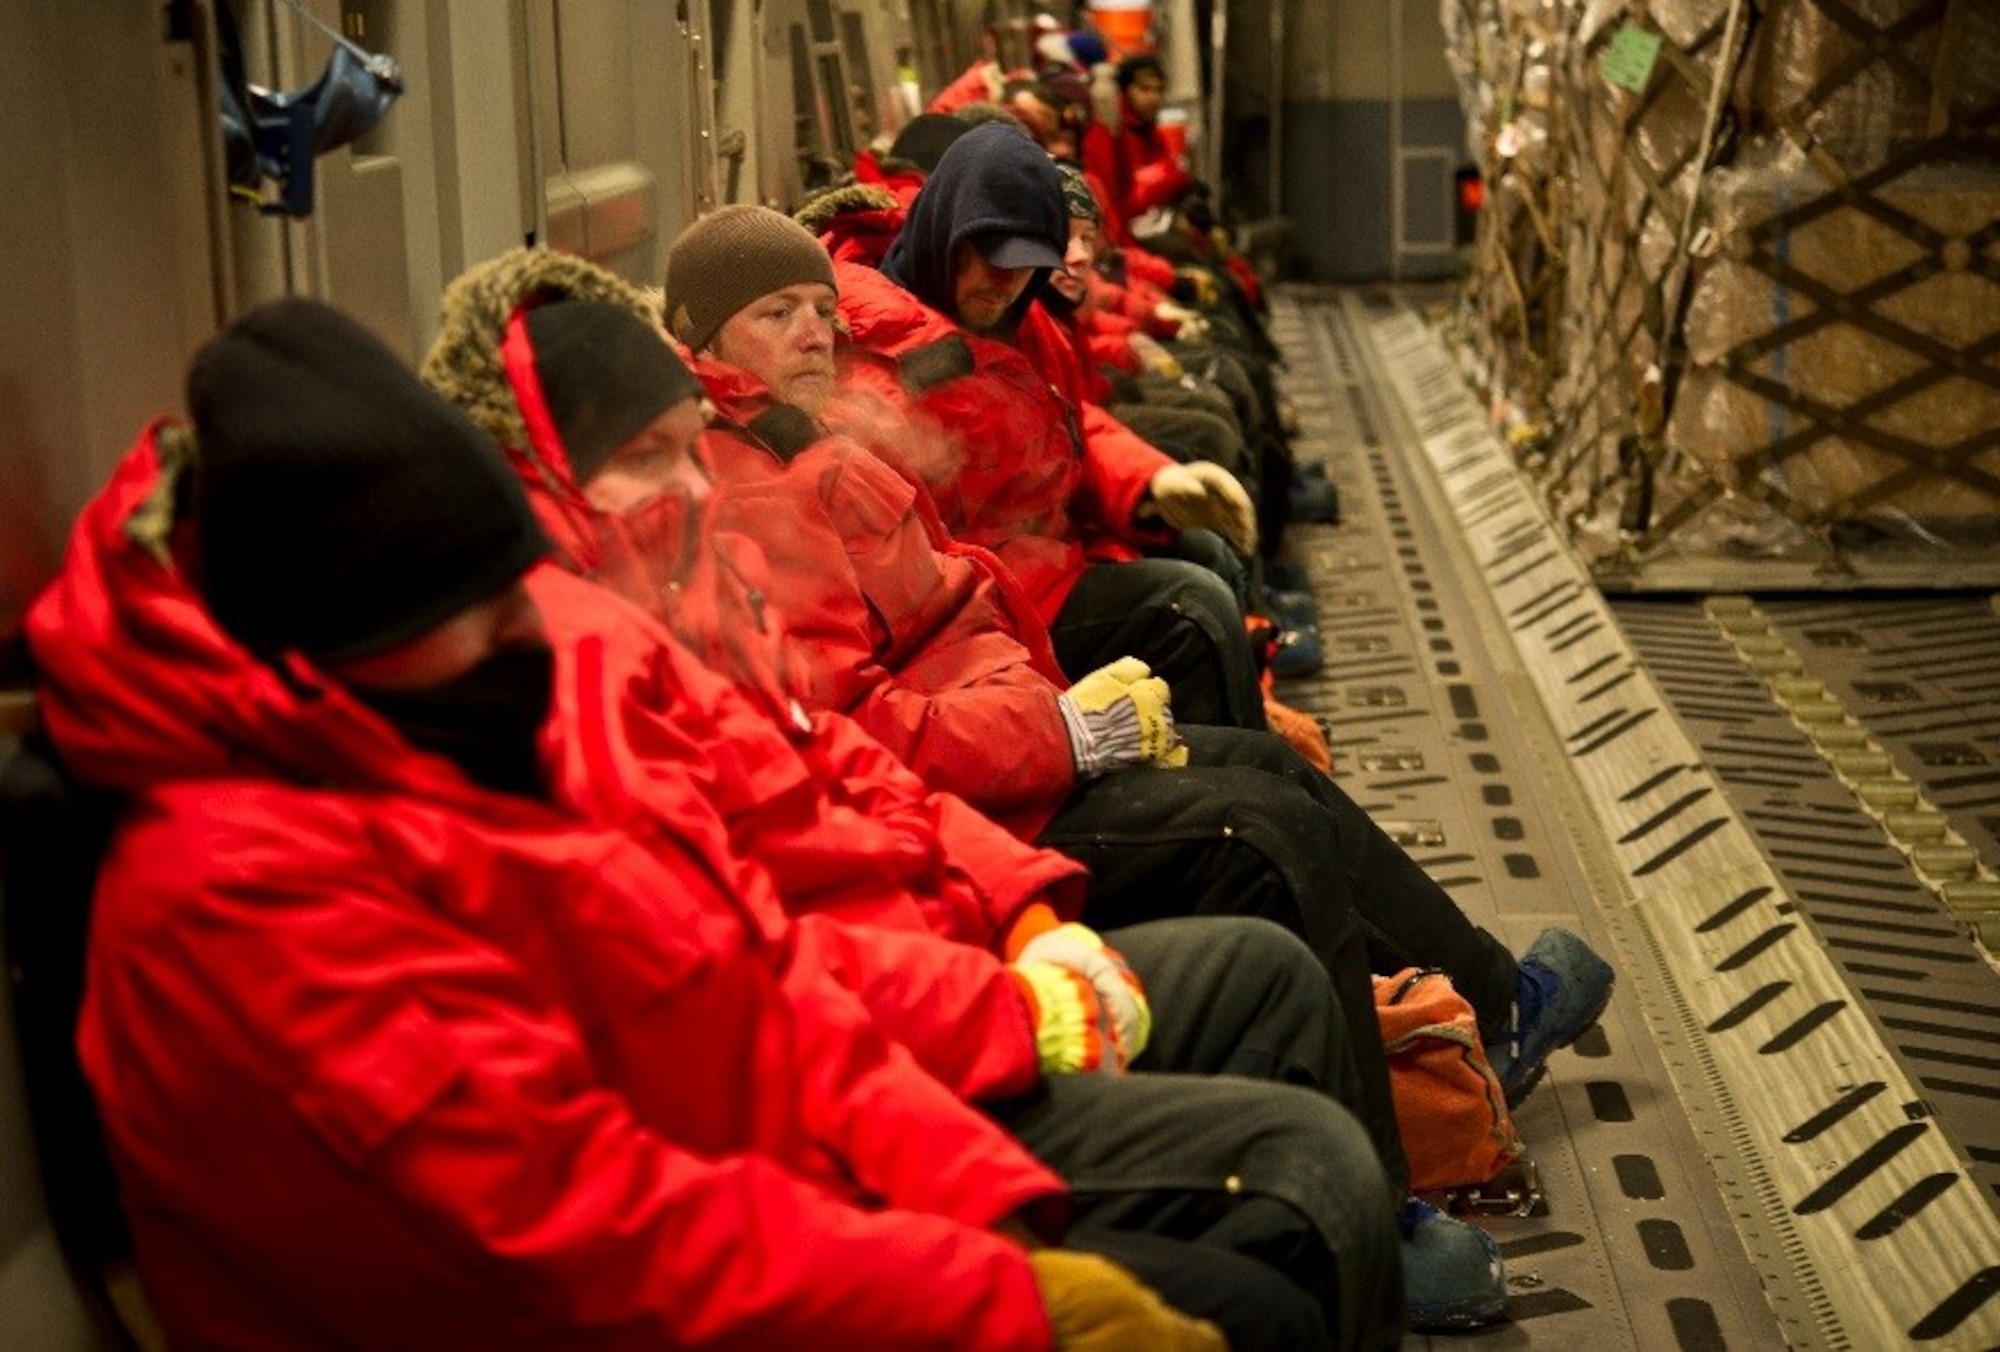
[1009,920,1151,1074]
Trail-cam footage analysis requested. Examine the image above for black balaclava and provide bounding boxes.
[346,648,556,798]
[880,121,1067,333]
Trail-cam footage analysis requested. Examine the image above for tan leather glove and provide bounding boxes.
[1030,1250,1229,1352]
[1058,656,1187,774]
[1144,462,1259,555]
[1151,301,1211,344]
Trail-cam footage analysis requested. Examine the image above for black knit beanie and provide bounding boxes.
[889,112,973,173]
[523,300,703,485]
[664,205,838,353]
[187,297,548,662]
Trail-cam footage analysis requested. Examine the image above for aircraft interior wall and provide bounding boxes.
[10,3,1992,1348]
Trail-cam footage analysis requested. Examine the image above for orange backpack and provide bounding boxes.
[1375,968,1523,1193]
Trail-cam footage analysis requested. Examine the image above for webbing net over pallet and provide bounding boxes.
[1442,0,1575,430]
[1446,0,2000,587]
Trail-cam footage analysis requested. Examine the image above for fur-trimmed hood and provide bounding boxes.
[421,246,660,454]
[795,182,901,237]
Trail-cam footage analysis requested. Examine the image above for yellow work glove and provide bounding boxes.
[1128,332,1184,381]
[1030,1250,1229,1352]
[1015,923,1152,1066]
[1173,266,1222,310]
[1144,461,1259,555]
[1058,656,1188,775]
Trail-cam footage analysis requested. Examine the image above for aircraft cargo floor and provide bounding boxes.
[1267,289,2000,1350]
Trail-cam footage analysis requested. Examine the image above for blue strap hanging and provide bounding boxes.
[216,0,404,217]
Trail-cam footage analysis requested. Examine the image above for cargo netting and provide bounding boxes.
[1444,0,2000,587]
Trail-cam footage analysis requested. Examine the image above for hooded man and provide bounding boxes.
[820,120,1271,734]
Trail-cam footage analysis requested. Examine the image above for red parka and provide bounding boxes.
[854,147,927,208]
[926,57,1006,113]
[25,426,1065,1351]
[818,218,1174,625]
[1081,105,1191,248]
[419,246,1085,942]
[689,354,1080,838]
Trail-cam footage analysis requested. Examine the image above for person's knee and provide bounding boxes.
[1242,1087,1399,1261]
[1170,529,1250,607]
[1283,1095,1401,1300]
[1225,774,1340,867]
[1233,728,1324,788]
[1203,917,1326,1001]
[1153,564,1247,668]
[1211,919,1347,1084]
[1213,815,1362,970]
[1162,559,1243,623]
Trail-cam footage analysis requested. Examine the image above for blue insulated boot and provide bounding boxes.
[1288,467,1340,524]
[1264,587,1321,634]
[1486,927,1615,1106]
[1268,624,1325,679]
[1399,1197,1506,1330]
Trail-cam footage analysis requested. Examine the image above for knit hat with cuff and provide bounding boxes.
[664,205,838,353]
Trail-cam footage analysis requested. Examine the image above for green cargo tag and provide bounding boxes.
[1601,23,1663,93]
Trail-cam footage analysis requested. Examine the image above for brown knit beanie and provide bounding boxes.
[663,205,837,353]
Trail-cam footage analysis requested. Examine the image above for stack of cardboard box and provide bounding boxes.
[1450,0,1999,579]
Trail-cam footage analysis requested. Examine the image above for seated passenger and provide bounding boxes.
[1079,54,1189,247]
[1042,158,1330,686]
[423,243,1611,1329]
[1081,52,1270,327]
[813,120,1270,732]
[30,297,1443,1347]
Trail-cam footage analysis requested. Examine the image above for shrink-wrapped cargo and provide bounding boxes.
[1675,153,2000,533]
[1451,0,1999,583]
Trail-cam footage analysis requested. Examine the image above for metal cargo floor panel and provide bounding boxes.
[1614,597,2000,1212]
[1265,287,2000,1348]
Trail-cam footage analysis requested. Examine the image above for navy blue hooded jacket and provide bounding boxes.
[880,122,1067,333]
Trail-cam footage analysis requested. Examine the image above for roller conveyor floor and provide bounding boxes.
[1266,287,2000,1350]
